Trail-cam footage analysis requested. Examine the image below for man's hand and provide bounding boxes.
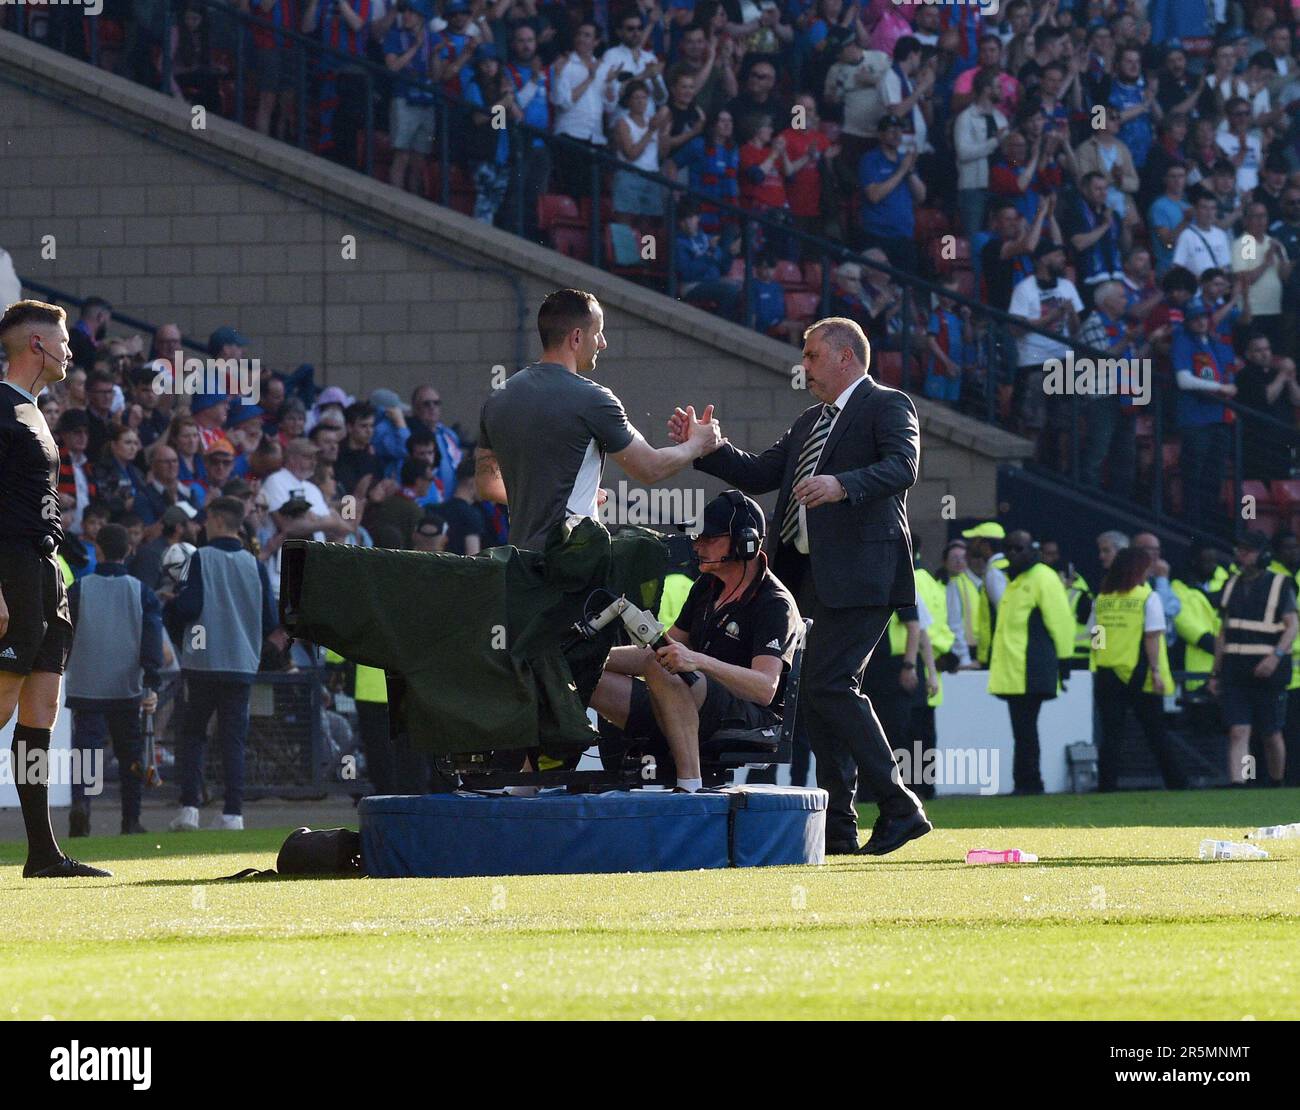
[1151,672,1166,696]
[268,627,291,654]
[899,665,918,693]
[792,474,845,508]
[1151,557,1170,578]
[1254,654,1280,680]
[140,690,159,714]
[656,640,702,675]
[925,672,939,698]
[685,403,722,454]
[1208,675,1220,697]
[597,486,612,508]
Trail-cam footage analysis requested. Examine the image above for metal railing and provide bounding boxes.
[13,6,1300,545]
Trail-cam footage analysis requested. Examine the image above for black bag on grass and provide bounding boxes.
[276,827,364,876]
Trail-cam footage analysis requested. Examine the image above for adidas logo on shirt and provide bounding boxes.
[0,647,17,660]
[766,639,782,650]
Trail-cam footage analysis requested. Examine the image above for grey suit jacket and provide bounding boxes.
[695,375,919,609]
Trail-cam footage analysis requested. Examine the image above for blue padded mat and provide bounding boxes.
[359,786,827,878]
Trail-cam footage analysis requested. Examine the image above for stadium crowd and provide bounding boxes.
[12,0,1300,528]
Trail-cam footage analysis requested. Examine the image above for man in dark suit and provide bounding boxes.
[669,316,931,855]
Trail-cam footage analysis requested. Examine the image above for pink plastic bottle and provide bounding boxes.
[965,848,1039,864]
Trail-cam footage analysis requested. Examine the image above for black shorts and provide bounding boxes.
[616,674,780,782]
[0,542,73,677]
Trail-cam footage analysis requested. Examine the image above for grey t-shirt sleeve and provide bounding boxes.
[582,381,636,453]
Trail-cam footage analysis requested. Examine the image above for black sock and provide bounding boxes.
[12,724,61,870]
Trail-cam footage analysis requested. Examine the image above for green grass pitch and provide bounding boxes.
[2,790,1298,1020]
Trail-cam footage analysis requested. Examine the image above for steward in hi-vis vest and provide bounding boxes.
[1089,548,1187,792]
[1209,531,1297,787]
[987,532,1074,794]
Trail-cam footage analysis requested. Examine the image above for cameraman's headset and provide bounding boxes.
[720,489,764,563]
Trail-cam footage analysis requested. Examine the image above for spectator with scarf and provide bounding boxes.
[301,0,378,169]
[1172,302,1238,530]
[1063,170,1128,310]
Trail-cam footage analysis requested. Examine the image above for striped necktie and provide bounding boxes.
[780,403,839,545]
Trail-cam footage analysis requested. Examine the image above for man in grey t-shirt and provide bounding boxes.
[477,289,720,551]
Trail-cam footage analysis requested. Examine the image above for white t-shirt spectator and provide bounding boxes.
[601,44,667,104]
[825,51,891,139]
[552,53,617,144]
[261,467,331,542]
[1232,232,1289,316]
[1215,129,1264,193]
[1009,274,1083,366]
[1172,222,1232,277]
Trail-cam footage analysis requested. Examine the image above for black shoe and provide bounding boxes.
[825,839,861,855]
[68,803,90,838]
[121,819,148,835]
[23,856,113,879]
[859,809,932,856]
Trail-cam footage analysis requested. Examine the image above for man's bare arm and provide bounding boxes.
[475,446,508,504]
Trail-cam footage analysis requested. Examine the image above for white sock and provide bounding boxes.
[677,777,702,793]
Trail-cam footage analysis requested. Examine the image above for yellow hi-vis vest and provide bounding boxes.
[887,612,908,655]
[987,562,1076,696]
[951,571,979,658]
[1220,571,1289,658]
[57,553,74,588]
[1064,571,1092,658]
[915,568,951,708]
[1171,579,1219,691]
[1290,568,1300,691]
[916,569,954,655]
[324,648,388,704]
[657,572,693,630]
[1089,584,1173,695]
[975,555,1009,666]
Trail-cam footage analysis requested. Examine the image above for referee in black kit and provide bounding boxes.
[0,300,111,878]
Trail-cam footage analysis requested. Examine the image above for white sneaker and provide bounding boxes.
[210,814,244,831]
[169,806,200,832]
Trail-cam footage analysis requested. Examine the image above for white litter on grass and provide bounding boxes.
[1198,839,1269,860]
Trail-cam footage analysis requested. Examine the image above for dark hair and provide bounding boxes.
[1200,266,1226,284]
[1100,546,1153,594]
[80,296,112,319]
[308,422,339,443]
[1249,50,1277,72]
[117,510,143,529]
[972,67,999,100]
[893,35,922,64]
[1080,170,1107,189]
[344,400,376,426]
[406,427,440,462]
[96,523,131,562]
[619,77,651,108]
[206,495,246,531]
[400,456,431,487]
[83,500,111,521]
[455,455,476,484]
[677,198,701,220]
[537,289,599,348]
[1033,25,1065,50]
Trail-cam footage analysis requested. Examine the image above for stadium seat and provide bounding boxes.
[772,259,806,289]
[913,207,950,244]
[801,260,823,292]
[537,194,582,232]
[1222,479,1279,534]
[551,226,589,260]
[1271,479,1300,534]
[928,235,971,276]
[783,291,821,327]
[580,195,614,227]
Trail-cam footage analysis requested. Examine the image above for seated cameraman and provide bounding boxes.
[590,491,801,792]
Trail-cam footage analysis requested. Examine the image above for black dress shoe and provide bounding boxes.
[121,819,148,835]
[859,809,932,856]
[68,803,90,838]
[23,856,113,879]
[825,839,861,855]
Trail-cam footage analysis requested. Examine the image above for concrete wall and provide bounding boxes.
[0,31,1032,561]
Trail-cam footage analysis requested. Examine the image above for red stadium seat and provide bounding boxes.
[537,194,582,232]
[1222,479,1279,533]
[928,235,971,276]
[802,261,823,292]
[783,292,821,326]
[551,226,590,260]
[772,260,806,289]
[580,195,614,226]
[1271,479,1300,533]
[875,351,904,387]
[913,207,951,245]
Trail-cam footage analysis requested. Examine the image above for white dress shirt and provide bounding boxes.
[794,375,867,554]
[551,53,617,144]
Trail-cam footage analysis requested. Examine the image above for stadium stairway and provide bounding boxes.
[0,29,1038,557]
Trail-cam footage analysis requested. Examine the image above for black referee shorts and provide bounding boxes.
[609,674,779,782]
[0,541,73,677]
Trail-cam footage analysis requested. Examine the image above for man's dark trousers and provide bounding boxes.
[176,672,251,816]
[791,556,920,845]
